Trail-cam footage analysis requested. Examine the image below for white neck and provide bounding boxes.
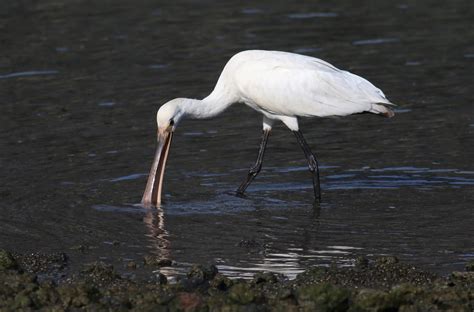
[178,87,237,119]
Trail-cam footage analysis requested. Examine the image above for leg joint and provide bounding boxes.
[248,165,261,175]
[307,155,318,172]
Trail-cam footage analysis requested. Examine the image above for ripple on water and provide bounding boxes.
[109,173,147,182]
[326,166,474,189]
[288,12,339,19]
[0,70,59,79]
[393,108,412,114]
[106,165,473,197]
[352,38,400,45]
[241,8,262,15]
[98,101,115,107]
[293,47,323,54]
[92,204,148,214]
[148,64,170,70]
[242,166,474,191]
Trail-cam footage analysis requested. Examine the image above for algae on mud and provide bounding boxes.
[0,249,472,311]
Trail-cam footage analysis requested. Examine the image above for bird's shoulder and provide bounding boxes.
[228,50,340,73]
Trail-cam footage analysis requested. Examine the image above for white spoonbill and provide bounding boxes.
[142,50,395,207]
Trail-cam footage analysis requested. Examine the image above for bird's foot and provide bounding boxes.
[235,190,247,198]
[313,196,322,205]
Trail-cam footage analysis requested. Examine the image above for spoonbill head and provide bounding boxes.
[141,50,395,207]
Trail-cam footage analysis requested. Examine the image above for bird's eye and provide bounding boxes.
[169,119,174,126]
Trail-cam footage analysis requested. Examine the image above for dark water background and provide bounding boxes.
[0,0,473,280]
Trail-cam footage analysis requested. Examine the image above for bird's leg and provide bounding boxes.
[293,130,321,202]
[236,129,271,196]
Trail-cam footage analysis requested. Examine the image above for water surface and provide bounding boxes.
[0,0,472,279]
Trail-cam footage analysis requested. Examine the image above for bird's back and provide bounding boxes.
[217,50,393,118]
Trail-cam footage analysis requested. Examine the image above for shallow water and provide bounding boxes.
[0,0,472,279]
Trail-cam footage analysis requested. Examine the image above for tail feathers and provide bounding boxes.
[370,103,395,118]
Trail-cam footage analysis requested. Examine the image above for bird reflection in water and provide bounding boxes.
[142,207,181,279]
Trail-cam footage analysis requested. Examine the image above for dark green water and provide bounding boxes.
[0,0,472,280]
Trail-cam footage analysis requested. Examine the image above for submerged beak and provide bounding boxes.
[141,128,174,207]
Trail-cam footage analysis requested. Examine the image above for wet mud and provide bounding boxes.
[1,249,472,311]
[1,0,473,291]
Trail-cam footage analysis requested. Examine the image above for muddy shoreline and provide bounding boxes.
[1,1,473,309]
[1,249,472,311]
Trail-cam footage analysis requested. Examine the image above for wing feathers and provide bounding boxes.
[231,50,393,118]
